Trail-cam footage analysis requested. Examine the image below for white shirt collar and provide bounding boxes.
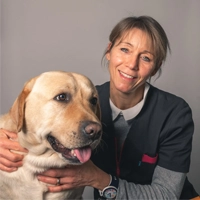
[110,83,150,121]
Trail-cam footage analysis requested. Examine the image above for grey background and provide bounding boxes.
[0,0,199,198]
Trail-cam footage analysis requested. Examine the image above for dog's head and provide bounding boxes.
[9,71,102,166]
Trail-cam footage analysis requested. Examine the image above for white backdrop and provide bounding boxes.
[0,0,200,198]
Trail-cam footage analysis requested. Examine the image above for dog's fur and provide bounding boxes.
[0,71,102,200]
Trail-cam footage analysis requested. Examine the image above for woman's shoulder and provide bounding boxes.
[148,84,189,107]
[146,85,193,120]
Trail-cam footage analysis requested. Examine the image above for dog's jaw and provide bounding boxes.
[47,134,94,164]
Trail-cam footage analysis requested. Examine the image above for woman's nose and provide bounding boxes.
[126,56,139,70]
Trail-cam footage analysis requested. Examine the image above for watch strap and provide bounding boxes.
[99,174,119,199]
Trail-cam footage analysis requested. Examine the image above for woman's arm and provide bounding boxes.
[37,163,185,199]
[118,165,186,199]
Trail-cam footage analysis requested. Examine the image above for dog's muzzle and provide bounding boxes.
[47,121,102,164]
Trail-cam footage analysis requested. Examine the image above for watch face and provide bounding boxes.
[104,188,117,199]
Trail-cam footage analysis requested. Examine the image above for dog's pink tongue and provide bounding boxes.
[74,147,92,163]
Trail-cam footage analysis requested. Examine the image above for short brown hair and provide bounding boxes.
[102,16,171,76]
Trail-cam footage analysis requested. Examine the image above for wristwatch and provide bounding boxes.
[99,175,119,199]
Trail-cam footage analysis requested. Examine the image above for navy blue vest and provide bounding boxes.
[91,82,198,199]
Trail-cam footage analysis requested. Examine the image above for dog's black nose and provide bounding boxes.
[82,121,102,138]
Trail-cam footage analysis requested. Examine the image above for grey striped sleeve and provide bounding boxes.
[117,165,186,200]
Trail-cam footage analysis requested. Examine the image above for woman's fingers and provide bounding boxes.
[37,175,58,185]
[0,139,27,153]
[0,129,28,153]
[0,163,17,172]
[0,140,26,161]
[0,155,23,172]
[0,148,24,170]
[0,129,18,139]
[48,184,72,192]
[0,150,24,164]
[37,174,76,192]
[37,161,95,193]
[0,146,25,171]
[0,129,27,171]
[40,167,73,178]
[10,140,28,153]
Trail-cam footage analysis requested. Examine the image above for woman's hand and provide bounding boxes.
[37,160,110,192]
[0,129,28,172]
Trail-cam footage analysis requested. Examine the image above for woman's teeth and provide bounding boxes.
[120,71,133,78]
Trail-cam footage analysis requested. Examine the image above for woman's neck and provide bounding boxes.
[110,84,145,110]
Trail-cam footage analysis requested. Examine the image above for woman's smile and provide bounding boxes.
[119,70,136,80]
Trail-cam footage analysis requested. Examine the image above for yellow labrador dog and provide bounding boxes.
[0,71,102,200]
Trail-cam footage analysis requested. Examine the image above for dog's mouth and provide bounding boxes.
[47,135,92,164]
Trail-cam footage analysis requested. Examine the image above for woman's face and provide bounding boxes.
[106,28,156,95]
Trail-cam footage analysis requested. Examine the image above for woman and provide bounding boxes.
[0,16,199,199]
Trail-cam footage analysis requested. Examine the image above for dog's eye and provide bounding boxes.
[54,93,70,102]
[90,97,98,106]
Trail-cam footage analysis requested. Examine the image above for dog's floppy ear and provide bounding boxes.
[9,77,37,132]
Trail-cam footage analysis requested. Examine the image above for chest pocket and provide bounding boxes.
[120,142,158,184]
[119,117,158,185]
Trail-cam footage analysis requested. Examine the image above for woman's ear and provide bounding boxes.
[106,42,112,61]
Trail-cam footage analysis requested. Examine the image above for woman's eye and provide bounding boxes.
[121,48,129,53]
[54,93,70,102]
[141,56,151,62]
[90,97,98,106]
